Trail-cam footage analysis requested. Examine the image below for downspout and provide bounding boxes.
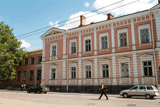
[150,9,158,87]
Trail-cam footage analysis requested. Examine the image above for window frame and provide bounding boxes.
[24,59,28,65]
[30,57,34,64]
[70,39,77,54]
[117,28,129,47]
[50,42,57,60]
[99,32,109,50]
[29,70,34,81]
[71,67,76,79]
[17,71,21,81]
[22,71,27,81]
[51,68,56,80]
[37,70,41,80]
[102,64,109,78]
[143,61,153,77]
[83,36,92,53]
[138,24,151,45]
[37,56,42,63]
[85,65,91,79]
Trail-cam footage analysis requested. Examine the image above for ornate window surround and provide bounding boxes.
[83,60,92,79]
[50,42,57,60]
[69,39,77,54]
[83,36,92,53]
[69,61,77,79]
[99,58,110,78]
[99,32,109,51]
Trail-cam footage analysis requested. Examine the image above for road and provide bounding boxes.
[0,90,160,107]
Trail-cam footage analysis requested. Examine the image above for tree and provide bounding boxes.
[0,22,29,82]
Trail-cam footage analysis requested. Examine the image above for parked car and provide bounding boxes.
[120,85,159,99]
[27,85,49,94]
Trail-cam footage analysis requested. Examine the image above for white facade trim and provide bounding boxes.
[63,34,67,58]
[131,18,136,50]
[94,27,97,55]
[62,61,66,79]
[79,31,81,57]
[112,55,117,85]
[111,23,115,53]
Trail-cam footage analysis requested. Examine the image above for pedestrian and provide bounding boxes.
[21,84,24,91]
[98,83,108,100]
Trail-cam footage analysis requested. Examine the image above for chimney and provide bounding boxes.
[107,13,114,20]
[79,15,86,27]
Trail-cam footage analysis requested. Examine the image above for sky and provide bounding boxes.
[0,0,158,51]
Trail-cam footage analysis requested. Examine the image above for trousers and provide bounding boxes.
[99,90,108,99]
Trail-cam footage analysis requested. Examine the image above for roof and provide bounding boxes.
[26,49,43,53]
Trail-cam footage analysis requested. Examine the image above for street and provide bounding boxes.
[0,90,160,107]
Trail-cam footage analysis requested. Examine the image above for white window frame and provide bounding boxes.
[138,24,151,45]
[99,32,109,50]
[117,28,129,47]
[118,57,130,78]
[51,68,56,80]
[30,57,34,64]
[50,42,57,60]
[69,62,77,79]
[140,54,154,77]
[83,36,92,53]
[69,39,77,54]
[99,59,110,78]
[83,60,92,79]
[50,65,57,80]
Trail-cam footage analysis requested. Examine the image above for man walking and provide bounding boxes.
[21,84,23,91]
[98,83,108,100]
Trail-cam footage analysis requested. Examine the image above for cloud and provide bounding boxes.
[92,0,158,17]
[49,21,59,27]
[18,39,31,48]
[61,11,107,29]
[85,2,90,7]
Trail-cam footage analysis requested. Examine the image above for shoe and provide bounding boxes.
[98,98,101,100]
[106,98,108,100]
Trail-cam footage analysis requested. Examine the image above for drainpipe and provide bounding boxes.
[150,9,158,87]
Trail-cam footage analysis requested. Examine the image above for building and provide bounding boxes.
[0,49,42,89]
[40,2,160,94]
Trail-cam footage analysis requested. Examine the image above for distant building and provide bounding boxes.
[0,49,42,88]
[40,2,160,93]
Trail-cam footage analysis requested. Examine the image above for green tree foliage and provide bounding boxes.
[0,22,29,82]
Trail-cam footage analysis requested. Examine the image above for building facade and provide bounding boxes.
[40,3,160,93]
[0,49,42,88]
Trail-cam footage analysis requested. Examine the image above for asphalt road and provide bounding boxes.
[0,90,160,107]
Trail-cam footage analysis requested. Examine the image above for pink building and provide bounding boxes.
[40,2,160,93]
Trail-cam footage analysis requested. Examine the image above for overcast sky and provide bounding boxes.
[0,0,158,51]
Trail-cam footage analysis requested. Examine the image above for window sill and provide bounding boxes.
[85,78,92,79]
[69,53,77,55]
[100,49,109,51]
[69,78,76,80]
[139,42,152,46]
[101,77,109,78]
[120,77,130,78]
[118,46,129,49]
[49,79,56,80]
[84,51,92,54]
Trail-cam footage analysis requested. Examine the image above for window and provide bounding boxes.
[51,68,56,79]
[140,29,149,44]
[143,61,152,77]
[22,71,27,80]
[52,46,56,56]
[131,86,138,90]
[101,36,108,49]
[17,71,20,81]
[71,67,76,79]
[119,33,127,47]
[85,66,91,78]
[85,40,91,52]
[24,59,28,65]
[38,56,42,63]
[147,86,153,90]
[102,65,109,78]
[71,42,76,54]
[29,70,34,81]
[121,63,129,78]
[139,86,146,90]
[30,57,34,64]
[37,70,41,80]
